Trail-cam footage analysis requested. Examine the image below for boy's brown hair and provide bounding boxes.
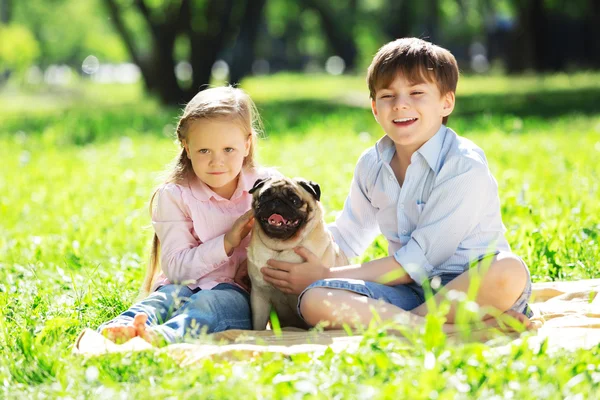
[367,37,459,124]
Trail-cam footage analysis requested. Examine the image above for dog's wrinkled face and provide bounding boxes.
[249,177,321,241]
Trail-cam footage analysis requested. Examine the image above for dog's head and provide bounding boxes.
[249,177,321,241]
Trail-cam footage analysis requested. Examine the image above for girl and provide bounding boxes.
[99,86,279,345]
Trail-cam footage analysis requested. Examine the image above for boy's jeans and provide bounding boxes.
[98,283,251,343]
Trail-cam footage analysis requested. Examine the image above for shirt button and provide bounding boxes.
[399,204,405,209]
[402,230,408,234]
[388,175,394,181]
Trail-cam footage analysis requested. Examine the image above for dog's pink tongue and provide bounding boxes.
[268,214,287,225]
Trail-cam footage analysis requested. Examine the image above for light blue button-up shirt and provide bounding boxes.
[329,125,510,285]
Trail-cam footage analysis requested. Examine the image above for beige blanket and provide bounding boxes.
[74,279,600,362]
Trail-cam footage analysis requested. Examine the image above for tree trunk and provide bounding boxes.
[229,0,268,84]
[187,0,236,99]
[302,0,358,71]
[424,0,440,43]
[591,0,600,68]
[0,0,11,24]
[103,0,257,105]
[529,0,549,71]
[383,0,414,40]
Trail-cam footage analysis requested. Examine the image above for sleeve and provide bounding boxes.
[328,152,381,258]
[152,184,231,285]
[393,158,493,285]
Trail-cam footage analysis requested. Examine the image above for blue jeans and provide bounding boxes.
[98,283,251,343]
[298,273,533,322]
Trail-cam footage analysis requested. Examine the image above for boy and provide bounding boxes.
[261,38,533,331]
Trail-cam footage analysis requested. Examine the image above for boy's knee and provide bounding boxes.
[299,288,333,326]
[489,255,528,294]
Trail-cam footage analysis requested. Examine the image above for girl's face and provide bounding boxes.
[183,118,250,199]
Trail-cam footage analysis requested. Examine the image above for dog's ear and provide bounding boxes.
[296,179,321,202]
[250,178,271,194]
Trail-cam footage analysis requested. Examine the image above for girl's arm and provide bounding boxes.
[152,184,248,285]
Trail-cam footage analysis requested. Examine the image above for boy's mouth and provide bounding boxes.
[393,117,418,127]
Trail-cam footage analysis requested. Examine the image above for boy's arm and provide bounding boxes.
[153,185,232,285]
[262,248,413,294]
[328,151,381,257]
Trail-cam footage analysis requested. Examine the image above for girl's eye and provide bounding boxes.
[411,91,424,95]
[198,149,209,154]
[224,147,234,153]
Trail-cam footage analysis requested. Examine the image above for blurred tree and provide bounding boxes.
[229,0,268,84]
[506,0,595,72]
[103,0,266,104]
[12,0,127,67]
[300,0,358,70]
[381,0,415,40]
[0,24,40,80]
[0,0,11,24]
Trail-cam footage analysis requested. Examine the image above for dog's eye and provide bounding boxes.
[290,195,302,207]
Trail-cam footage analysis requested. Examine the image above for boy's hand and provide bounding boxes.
[261,247,329,294]
[224,210,254,255]
[234,259,251,292]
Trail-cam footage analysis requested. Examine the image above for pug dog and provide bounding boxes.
[247,177,348,330]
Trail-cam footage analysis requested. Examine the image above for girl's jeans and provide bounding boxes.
[97,283,251,343]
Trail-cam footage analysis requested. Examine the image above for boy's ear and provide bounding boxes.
[371,99,379,121]
[441,91,455,117]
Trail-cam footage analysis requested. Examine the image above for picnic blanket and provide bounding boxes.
[74,279,600,362]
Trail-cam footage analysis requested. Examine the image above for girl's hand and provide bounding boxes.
[224,210,254,255]
[261,247,329,294]
[234,259,251,292]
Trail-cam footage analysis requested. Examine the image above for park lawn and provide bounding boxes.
[0,73,599,398]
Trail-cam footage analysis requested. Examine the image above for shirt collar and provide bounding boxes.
[375,124,447,172]
[415,125,447,172]
[188,168,254,202]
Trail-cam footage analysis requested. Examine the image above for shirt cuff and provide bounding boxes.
[200,234,232,267]
[393,239,434,286]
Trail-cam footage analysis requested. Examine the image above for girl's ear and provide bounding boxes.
[441,91,455,117]
[244,135,251,157]
[182,139,191,159]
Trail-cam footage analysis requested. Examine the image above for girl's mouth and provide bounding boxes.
[393,117,418,127]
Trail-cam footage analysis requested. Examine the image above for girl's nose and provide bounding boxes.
[209,154,224,166]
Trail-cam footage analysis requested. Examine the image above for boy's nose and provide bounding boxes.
[393,96,410,110]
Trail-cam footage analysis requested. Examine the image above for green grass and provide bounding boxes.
[1,72,600,398]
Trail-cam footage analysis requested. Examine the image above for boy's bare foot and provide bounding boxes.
[484,309,542,331]
[132,313,164,346]
[101,324,138,344]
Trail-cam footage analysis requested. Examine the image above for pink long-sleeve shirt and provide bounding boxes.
[151,167,280,291]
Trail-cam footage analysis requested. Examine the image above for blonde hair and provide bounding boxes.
[141,86,262,293]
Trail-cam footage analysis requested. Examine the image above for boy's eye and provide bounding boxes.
[380,94,394,99]
[411,91,424,95]
[198,149,209,154]
[224,147,234,153]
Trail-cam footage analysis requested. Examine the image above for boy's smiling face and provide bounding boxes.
[371,73,455,154]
